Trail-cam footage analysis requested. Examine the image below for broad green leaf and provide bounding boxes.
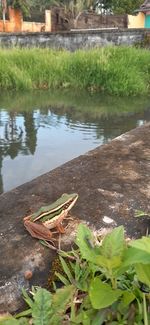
[18,319,29,325]
[129,237,150,254]
[76,223,96,259]
[101,255,122,270]
[119,290,135,308]
[135,264,150,287]
[91,311,107,325]
[52,284,75,313]
[101,226,125,259]
[76,224,126,271]
[93,255,113,268]
[76,224,108,268]
[50,285,75,324]
[32,288,52,325]
[73,312,91,325]
[89,277,122,309]
[71,308,102,325]
[122,247,150,267]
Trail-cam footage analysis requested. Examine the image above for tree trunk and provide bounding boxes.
[1,0,7,32]
[74,11,82,29]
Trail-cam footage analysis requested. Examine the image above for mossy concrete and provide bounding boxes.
[0,123,149,312]
[0,29,146,50]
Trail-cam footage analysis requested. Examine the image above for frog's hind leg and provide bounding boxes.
[24,220,52,241]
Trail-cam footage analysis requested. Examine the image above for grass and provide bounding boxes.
[0,46,150,95]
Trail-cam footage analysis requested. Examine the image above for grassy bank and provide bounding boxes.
[0,46,150,95]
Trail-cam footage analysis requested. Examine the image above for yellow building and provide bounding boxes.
[128,0,150,28]
[128,12,145,28]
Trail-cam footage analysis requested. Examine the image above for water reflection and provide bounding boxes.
[0,90,149,193]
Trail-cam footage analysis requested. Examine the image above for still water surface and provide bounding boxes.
[0,90,150,194]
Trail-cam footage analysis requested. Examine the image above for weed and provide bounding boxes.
[0,47,150,95]
[1,224,150,324]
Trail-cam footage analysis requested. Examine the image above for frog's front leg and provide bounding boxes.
[24,219,52,241]
[56,222,65,234]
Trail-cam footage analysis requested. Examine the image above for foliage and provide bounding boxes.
[0,46,150,96]
[135,210,150,218]
[29,0,56,12]
[0,224,150,324]
[0,0,144,20]
[95,0,143,14]
[56,0,95,27]
[7,0,31,16]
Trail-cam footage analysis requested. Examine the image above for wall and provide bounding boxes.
[21,22,45,32]
[0,8,51,32]
[145,15,150,27]
[22,10,51,32]
[0,29,146,50]
[50,7,128,31]
[51,7,69,32]
[74,13,128,29]
[0,8,148,33]
[128,13,145,28]
[0,7,22,32]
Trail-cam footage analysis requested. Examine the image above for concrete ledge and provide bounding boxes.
[0,123,149,312]
[0,28,147,49]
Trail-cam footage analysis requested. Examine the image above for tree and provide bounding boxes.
[95,0,144,14]
[54,0,95,28]
[112,0,144,14]
[1,0,7,30]
[29,0,56,12]
[7,0,31,16]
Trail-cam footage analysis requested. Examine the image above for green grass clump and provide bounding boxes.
[0,46,150,95]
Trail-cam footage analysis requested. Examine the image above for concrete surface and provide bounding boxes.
[0,122,149,312]
[0,29,147,50]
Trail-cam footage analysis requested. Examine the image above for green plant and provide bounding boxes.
[0,47,150,95]
[0,225,150,324]
[135,210,150,218]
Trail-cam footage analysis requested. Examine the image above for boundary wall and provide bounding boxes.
[0,28,148,50]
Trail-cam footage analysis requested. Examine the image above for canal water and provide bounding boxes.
[0,90,149,194]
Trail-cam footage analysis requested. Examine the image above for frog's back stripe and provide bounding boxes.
[30,193,78,222]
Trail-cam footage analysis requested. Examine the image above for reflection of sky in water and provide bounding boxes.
[0,101,149,193]
[1,110,105,192]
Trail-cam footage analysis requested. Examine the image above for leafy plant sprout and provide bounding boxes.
[1,224,150,324]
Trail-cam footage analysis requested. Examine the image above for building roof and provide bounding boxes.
[139,0,150,12]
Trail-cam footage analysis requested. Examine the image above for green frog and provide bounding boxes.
[23,193,78,241]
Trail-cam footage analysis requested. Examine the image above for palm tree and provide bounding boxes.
[58,0,95,28]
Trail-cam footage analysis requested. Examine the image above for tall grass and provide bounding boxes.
[0,46,150,95]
